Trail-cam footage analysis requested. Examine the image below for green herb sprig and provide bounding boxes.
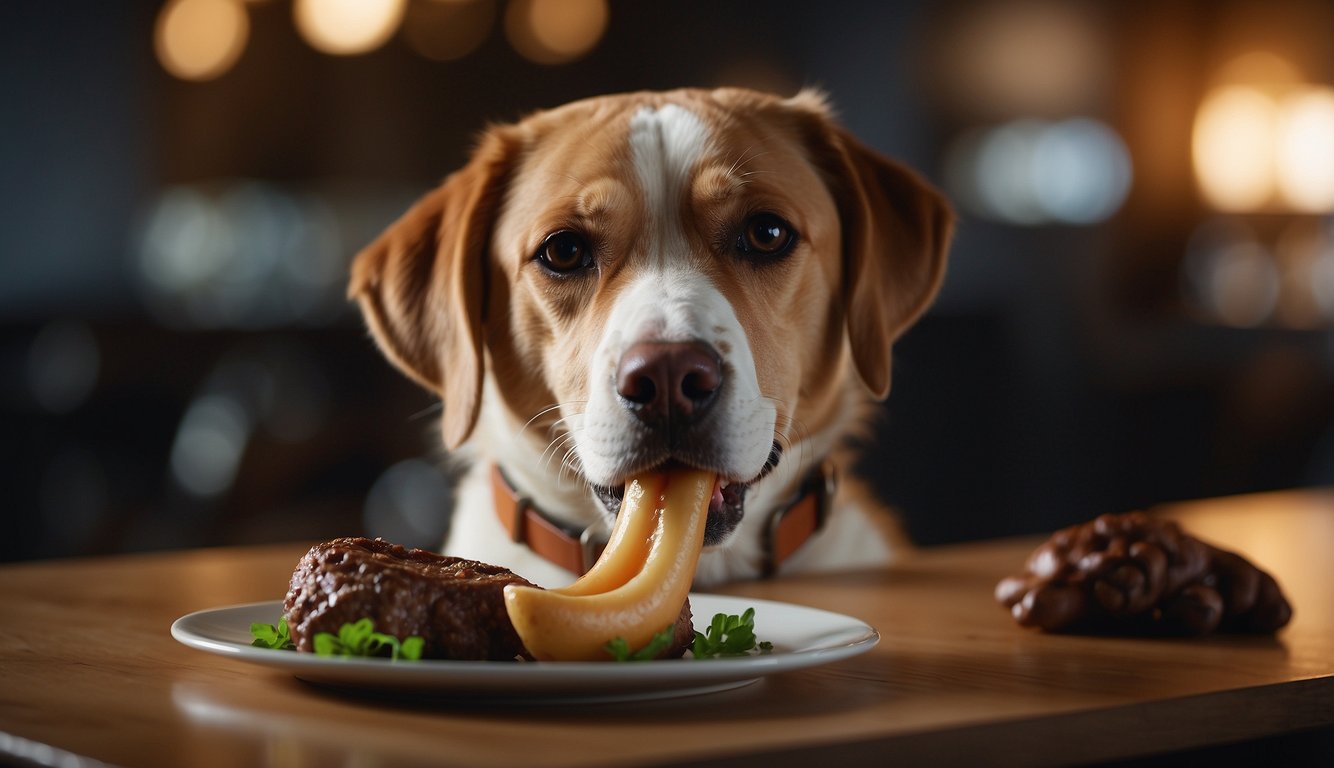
[604,608,773,661]
[603,624,676,661]
[249,616,424,661]
[313,618,425,661]
[250,616,295,650]
[691,608,773,658]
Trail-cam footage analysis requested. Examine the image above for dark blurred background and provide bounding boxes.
[4,0,1333,563]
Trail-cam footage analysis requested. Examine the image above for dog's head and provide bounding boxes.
[350,88,950,548]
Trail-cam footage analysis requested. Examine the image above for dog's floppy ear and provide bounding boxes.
[791,94,953,399]
[348,128,517,448]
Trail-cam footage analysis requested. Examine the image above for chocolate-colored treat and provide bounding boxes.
[996,512,1292,635]
[284,538,535,660]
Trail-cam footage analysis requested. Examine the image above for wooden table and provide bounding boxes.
[2,490,1332,767]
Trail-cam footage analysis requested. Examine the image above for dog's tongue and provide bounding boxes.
[709,477,725,514]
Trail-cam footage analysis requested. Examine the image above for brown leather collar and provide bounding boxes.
[490,463,835,578]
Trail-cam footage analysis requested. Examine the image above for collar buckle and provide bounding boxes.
[760,462,836,578]
[579,526,608,574]
[493,464,607,576]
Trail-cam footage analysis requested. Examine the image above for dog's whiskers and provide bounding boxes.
[773,410,810,447]
[408,402,443,421]
[518,403,589,479]
[540,431,582,477]
[726,144,771,176]
[726,146,775,189]
[514,401,585,442]
[556,439,587,484]
[758,395,818,477]
[782,416,817,477]
[559,455,581,484]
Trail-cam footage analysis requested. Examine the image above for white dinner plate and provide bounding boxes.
[171,594,878,702]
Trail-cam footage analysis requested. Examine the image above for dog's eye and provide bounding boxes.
[736,213,796,259]
[536,231,594,275]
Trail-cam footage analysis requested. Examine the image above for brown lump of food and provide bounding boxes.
[995,512,1292,635]
[283,537,535,660]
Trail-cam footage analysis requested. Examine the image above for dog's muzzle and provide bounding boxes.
[603,339,733,543]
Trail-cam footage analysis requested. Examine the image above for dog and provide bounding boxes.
[349,88,951,588]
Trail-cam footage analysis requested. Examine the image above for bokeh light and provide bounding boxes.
[1030,119,1133,224]
[946,118,1131,226]
[1192,52,1334,215]
[134,181,343,329]
[1185,216,1334,329]
[1274,218,1334,327]
[294,0,407,56]
[154,0,250,81]
[505,0,608,65]
[363,458,453,547]
[1193,86,1279,212]
[1275,88,1334,213]
[932,0,1109,118]
[137,185,232,308]
[403,0,497,62]
[1184,219,1280,328]
[971,120,1044,225]
[170,393,251,498]
[26,321,100,413]
[1203,241,1280,327]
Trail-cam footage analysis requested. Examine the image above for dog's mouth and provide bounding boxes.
[592,443,782,546]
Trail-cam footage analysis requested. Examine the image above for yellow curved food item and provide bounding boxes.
[551,473,667,597]
[503,468,713,661]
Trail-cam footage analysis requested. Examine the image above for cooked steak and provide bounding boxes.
[283,537,534,661]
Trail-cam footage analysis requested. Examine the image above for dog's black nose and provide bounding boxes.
[616,340,722,425]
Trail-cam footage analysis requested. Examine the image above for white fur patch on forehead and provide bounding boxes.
[628,104,711,263]
[611,264,726,344]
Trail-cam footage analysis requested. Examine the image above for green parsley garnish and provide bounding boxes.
[604,608,773,661]
[604,624,676,661]
[249,616,423,661]
[249,616,294,650]
[691,608,772,658]
[312,618,424,661]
